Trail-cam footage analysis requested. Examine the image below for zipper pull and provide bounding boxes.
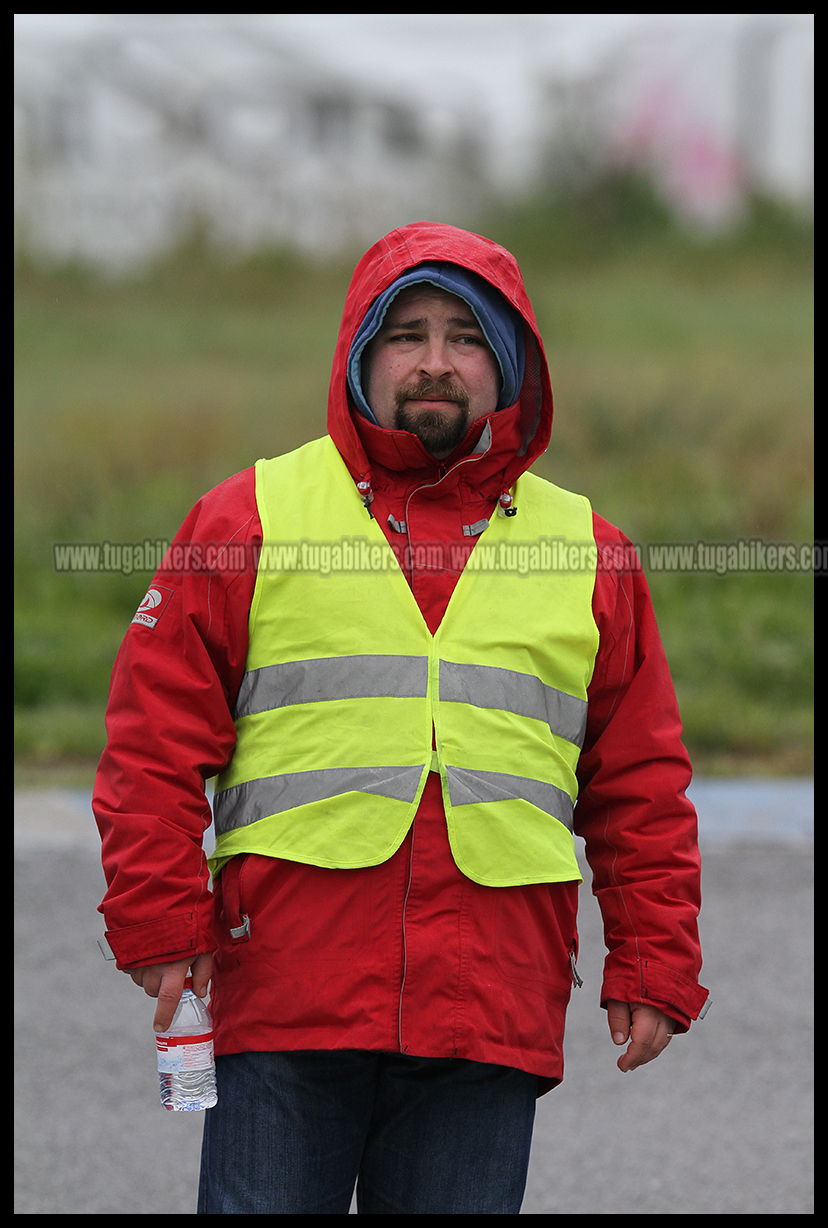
[569,943,583,988]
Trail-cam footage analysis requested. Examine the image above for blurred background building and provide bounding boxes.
[14,13,814,272]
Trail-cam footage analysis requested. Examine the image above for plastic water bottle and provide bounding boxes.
[155,977,218,1111]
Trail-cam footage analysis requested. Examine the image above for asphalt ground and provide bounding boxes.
[15,790,813,1214]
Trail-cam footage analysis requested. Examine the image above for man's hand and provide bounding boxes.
[606,1000,675,1073]
[129,951,213,1033]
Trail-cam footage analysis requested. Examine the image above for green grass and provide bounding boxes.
[14,189,813,783]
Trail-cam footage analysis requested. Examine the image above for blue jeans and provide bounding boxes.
[198,1050,538,1214]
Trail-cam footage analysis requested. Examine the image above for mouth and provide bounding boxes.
[405,397,461,410]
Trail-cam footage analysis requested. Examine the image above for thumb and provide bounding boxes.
[606,999,631,1045]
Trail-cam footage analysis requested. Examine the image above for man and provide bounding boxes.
[94,221,709,1215]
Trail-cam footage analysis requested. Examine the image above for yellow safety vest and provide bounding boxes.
[211,436,599,887]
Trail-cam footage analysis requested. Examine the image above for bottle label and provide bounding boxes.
[156,1031,215,1074]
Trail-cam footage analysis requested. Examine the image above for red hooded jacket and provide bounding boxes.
[94,222,708,1093]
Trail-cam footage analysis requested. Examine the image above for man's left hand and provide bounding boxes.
[606,1000,675,1073]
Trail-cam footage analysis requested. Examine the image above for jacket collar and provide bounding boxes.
[352,402,527,500]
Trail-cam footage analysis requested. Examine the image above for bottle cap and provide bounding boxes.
[183,977,193,989]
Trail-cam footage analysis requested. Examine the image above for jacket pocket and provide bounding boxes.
[493,883,579,1002]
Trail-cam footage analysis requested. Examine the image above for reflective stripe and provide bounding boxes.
[234,654,587,745]
[440,660,588,749]
[445,765,574,832]
[214,764,424,835]
[233,654,428,720]
[462,519,490,537]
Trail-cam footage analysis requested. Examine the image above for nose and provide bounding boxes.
[418,338,454,382]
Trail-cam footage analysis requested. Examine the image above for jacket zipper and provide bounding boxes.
[397,824,416,1053]
[396,438,492,1050]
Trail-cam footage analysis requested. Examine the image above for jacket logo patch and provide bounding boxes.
[131,584,174,629]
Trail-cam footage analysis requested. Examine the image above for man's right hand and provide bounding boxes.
[129,951,213,1032]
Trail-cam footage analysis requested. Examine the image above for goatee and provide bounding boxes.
[394,379,471,458]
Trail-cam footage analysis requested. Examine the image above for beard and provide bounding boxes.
[394,379,471,458]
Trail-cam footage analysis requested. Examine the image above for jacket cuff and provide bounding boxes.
[105,910,210,971]
[601,957,710,1029]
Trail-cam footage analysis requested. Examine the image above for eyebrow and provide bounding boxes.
[380,314,483,333]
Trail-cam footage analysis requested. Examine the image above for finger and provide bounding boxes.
[606,999,631,1045]
[152,966,187,1033]
[618,1022,657,1072]
[138,966,165,999]
[191,951,213,998]
[618,1010,672,1073]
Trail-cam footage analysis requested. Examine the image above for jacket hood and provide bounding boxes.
[328,221,553,494]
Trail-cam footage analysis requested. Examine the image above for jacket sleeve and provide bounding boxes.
[575,513,710,1031]
[92,467,260,971]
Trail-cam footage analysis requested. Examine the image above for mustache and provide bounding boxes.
[395,379,470,411]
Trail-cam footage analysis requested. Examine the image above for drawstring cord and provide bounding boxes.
[357,475,375,519]
[359,473,514,523]
[497,490,517,518]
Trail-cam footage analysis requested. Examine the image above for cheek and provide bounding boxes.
[364,347,402,391]
[472,352,502,403]
[362,352,404,425]
[362,351,382,399]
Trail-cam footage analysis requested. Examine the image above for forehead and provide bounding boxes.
[381,283,480,325]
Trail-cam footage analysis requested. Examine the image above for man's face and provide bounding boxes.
[362,285,501,460]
